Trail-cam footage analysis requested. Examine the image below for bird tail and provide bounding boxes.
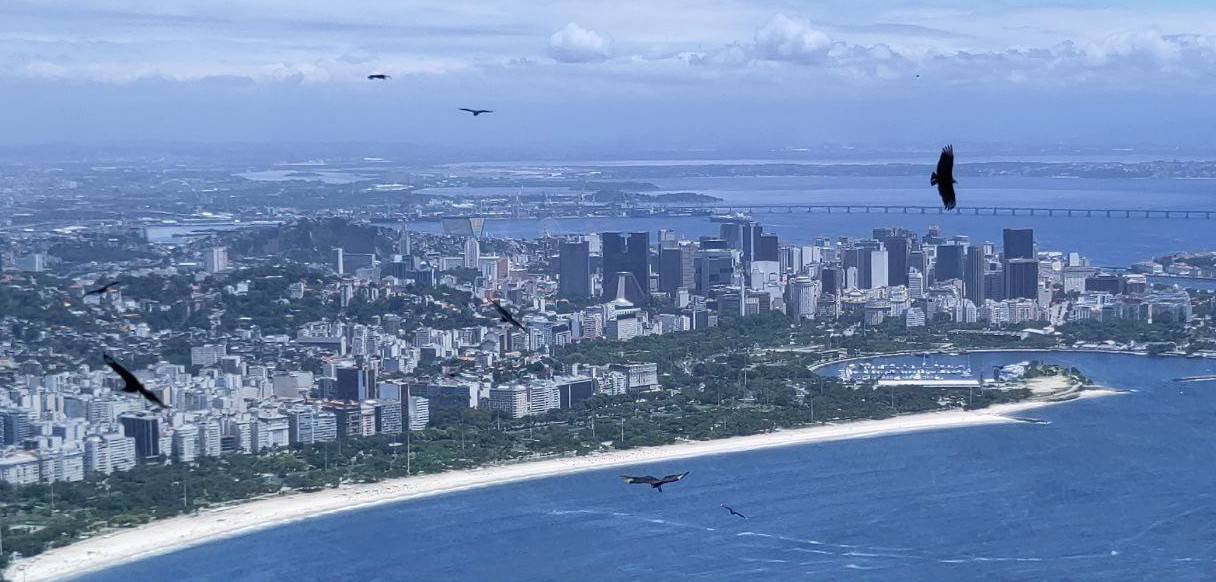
[930,172,939,186]
[655,484,663,492]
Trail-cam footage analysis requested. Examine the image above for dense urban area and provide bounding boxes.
[1,158,1214,569]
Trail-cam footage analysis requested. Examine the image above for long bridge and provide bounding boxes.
[668,204,1216,219]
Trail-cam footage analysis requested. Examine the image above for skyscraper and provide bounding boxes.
[964,246,986,306]
[756,233,779,262]
[907,269,925,299]
[882,235,911,287]
[119,413,161,461]
[935,243,966,281]
[786,276,819,321]
[1003,228,1035,260]
[558,240,591,298]
[1004,258,1039,300]
[334,366,376,401]
[870,249,889,289]
[658,243,695,295]
[462,237,480,268]
[601,232,650,302]
[203,247,228,274]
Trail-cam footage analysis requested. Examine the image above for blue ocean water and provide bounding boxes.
[411,175,1216,267]
[73,352,1216,581]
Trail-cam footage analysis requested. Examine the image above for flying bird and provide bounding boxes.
[367,74,391,80]
[458,108,493,116]
[620,472,690,492]
[84,281,120,296]
[931,144,957,210]
[492,300,527,331]
[103,353,167,408]
[721,504,749,519]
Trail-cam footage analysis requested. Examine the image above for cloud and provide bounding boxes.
[753,14,833,63]
[548,22,613,63]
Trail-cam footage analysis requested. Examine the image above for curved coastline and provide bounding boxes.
[8,349,1136,582]
[805,347,1160,372]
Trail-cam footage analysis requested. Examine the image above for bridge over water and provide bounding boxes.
[674,204,1216,219]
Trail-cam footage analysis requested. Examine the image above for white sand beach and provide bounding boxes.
[6,391,1116,582]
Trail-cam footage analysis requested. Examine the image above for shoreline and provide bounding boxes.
[8,390,1117,582]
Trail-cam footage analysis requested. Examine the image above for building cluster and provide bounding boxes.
[0,216,1196,486]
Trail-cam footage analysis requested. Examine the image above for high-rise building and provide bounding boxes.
[881,235,911,287]
[935,243,966,281]
[964,246,986,306]
[558,240,591,298]
[908,269,925,299]
[1003,228,1035,260]
[695,249,736,294]
[462,237,480,269]
[334,366,376,401]
[119,413,161,461]
[172,425,199,463]
[203,247,228,274]
[407,396,430,430]
[756,234,779,262]
[786,276,819,321]
[397,223,412,256]
[0,408,31,445]
[870,249,889,289]
[601,232,649,303]
[820,266,842,296]
[333,247,345,275]
[1004,258,1040,300]
[658,243,696,295]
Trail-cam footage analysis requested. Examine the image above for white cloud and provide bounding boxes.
[753,14,833,63]
[548,22,613,63]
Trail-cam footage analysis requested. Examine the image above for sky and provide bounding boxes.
[3,0,1216,156]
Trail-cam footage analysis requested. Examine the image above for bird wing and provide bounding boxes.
[479,110,493,114]
[938,183,956,209]
[936,145,954,180]
[622,475,659,485]
[492,301,511,319]
[459,108,476,113]
[659,471,689,484]
[136,385,167,408]
[104,354,142,392]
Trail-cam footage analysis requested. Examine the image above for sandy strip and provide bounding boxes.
[7,392,1115,582]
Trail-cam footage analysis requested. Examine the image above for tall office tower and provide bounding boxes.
[397,223,412,255]
[857,249,874,288]
[334,247,345,275]
[907,268,925,299]
[882,235,911,287]
[558,240,592,298]
[334,366,376,401]
[658,228,678,249]
[870,249,889,289]
[1003,228,1035,260]
[820,266,842,296]
[935,243,967,281]
[964,246,986,306]
[601,232,650,302]
[695,249,737,295]
[1004,258,1040,299]
[203,247,229,274]
[984,271,1006,301]
[658,243,695,295]
[756,233,779,262]
[909,249,927,280]
[786,276,819,321]
[462,237,480,268]
[119,413,162,461]
[0,408,31,445]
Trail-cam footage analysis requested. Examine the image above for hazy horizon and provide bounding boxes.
[5,1,1216,152]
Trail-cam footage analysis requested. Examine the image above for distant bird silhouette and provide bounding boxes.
[492,300,526,331]
[367,74,391,80]
[931,145,957,209]
[84,281,120,296]
[721,504,749,519]
[458,108,493,116]
[621,472,689,492]
[103,353,166,408]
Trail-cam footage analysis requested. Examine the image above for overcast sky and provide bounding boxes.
[3,0,1216,154]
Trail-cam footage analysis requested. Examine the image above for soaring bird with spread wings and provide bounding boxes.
[492,300,527,331]
[621,472,690,492]
[458,108,493,116]
[84,281,120,296]
[103,353,167,408]
[367,74,391,80]
[931,144,957,210]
